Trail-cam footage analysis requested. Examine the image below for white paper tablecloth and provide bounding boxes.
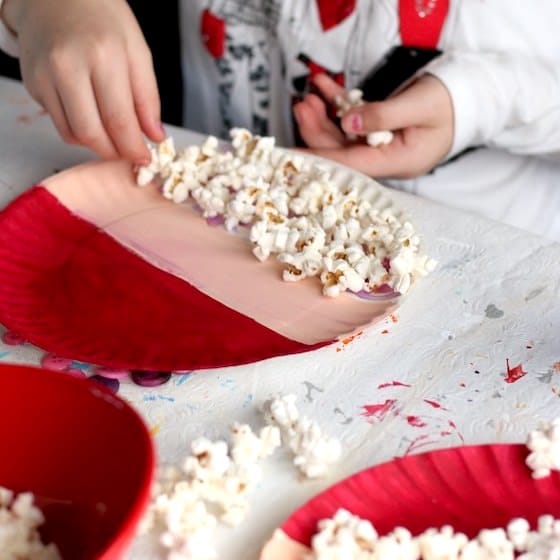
[1,76,560,559]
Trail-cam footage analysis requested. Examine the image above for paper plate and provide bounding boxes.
[0,159,400,371]
[261,444,560,559]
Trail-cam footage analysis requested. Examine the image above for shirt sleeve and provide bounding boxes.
[0,0,19,58]
[428,51,560,161]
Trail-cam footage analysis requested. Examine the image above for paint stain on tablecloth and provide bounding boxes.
[504,359,527,384]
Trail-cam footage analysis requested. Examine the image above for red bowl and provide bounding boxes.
[0,363,155,559]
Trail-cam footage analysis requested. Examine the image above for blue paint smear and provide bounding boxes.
[0,352,9,360]
[157,395,175,402]
[175,374,192,386]
[71,360,92,372]
[143,394,157,402]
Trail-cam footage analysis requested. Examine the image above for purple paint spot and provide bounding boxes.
[90,375,120,393]
[205,215,225,226]
[131,370,172,387]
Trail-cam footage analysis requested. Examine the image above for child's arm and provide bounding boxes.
[0,0,165,163]
[428,52,560,160]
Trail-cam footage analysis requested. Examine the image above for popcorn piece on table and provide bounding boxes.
[135,129,435,298]
[262,394,341,479]
[141,416,283,559]
[0,486,61,560]
[526,418,560,478]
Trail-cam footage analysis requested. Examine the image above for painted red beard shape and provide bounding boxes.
[0,186,328,371]
[0,159,398,373]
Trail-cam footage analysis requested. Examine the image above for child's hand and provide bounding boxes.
[2,0,164,163]
[293,73,454,179]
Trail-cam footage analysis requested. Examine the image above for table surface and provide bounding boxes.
[1,76,560,559]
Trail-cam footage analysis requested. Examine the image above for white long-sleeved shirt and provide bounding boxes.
[2,0,560,239]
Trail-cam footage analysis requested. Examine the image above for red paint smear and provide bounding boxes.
[0,187,329,370]
[390,313,398,323]
[378,381,411,389]
[448,420,465,443]
[505,359,527,384]
[553,362,560,373]
[407,415,427,428]
[361,399,396,422]
[17,109,47,124]
[404,434,435,455]
[424,399,448,411]
[381,329,389,334]
[459,383,466,388]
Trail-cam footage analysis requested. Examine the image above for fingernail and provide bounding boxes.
[159,122,166,136]
[135,158,150,167]
[350,113,363,133]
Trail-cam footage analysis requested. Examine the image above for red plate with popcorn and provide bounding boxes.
[261,443,560,559]
[0,134,428,371]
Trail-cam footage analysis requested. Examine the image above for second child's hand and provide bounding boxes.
[294,73,454,179]
[2,0,165,164]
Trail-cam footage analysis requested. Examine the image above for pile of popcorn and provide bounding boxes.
[334,88,394,148]
[136,129,436,298]
[308,509,560,560]
[0,486,61,559]
[526,418,560,479]
[140,395,341,560]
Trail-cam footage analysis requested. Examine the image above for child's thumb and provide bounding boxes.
[340,79,431,135]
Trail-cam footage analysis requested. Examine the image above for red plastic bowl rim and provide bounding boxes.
[0,363,156,558]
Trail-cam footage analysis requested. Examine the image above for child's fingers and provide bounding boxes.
[310,73,346,105]
[294,94,345,149]
[340,76,447,135]
[92,56,151,163]
[37,85,77,145]
[310,131,432,179]
[56,71,119,160]
[129,43,164,143]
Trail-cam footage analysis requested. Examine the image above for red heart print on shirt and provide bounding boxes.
[316,0,357,31]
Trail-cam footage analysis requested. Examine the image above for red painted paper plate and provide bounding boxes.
[261,444,560,559]
[0,159,399,371]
